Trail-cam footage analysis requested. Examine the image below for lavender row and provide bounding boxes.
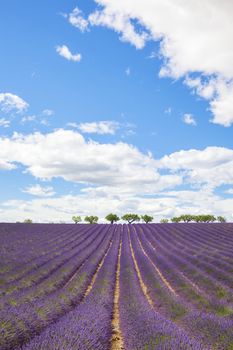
[150,224,233,268]
[144,224,233,302]
[0,224,109,309]
[0,224,100,299]
[119,224,204,350]
[134,225,233,349]
[0,224,88,278]
[20,225,121,350]
[0,225,114,350]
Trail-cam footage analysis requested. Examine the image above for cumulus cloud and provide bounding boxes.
[158,146,233,190]
[0,92,29,113]
[0,160,16,171]
[1,187,233,223]
[70,1,233,126]
[0,129,181,191]
[56,45,82,62]
[22,184,55,197]
[0,129,233,221]
[183,113,196,126]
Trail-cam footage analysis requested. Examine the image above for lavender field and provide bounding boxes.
[0,223,233,350]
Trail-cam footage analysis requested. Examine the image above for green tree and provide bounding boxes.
[202,215,216,223]
[193,215,202,223]
[121,213,140,224]
[105,213,120,224]
[160,218,169,223]
[84,216,99,224]
[179,214,194,223]
[24,219,33,224]
[217,216,226,223]
[171,217,181,223]
[141,215,153,224]
[72,215,82,224]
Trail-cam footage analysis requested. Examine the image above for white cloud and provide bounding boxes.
[1,187,233,223]
[185,77,233,127]
[42,109,54,117]
[183,113,196,126]
[0,130,233,221]
[0,160,15,171]
[68,7,89,32]
[89,8,149,49]
[0,129,181,191]
[74,1,233,126]
[0,118,10,128]
[77,121,120,134]
[209,80,233,127]
[158,146,233,190]
[21,115,36,124]
[56,45,82,62]
[0,92,29,113]
[22,184,55,197]
[225,188,233,195]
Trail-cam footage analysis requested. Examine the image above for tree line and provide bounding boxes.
[71,213,227,224]
[21,213,227,224]
[167,214,226,223]
[71,214,153,224]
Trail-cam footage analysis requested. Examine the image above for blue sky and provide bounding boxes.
[0,0,233,222]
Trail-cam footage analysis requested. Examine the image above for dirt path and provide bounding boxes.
[110,239,124,350]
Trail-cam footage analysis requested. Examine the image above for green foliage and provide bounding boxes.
[160,218,169,223]
[105,213,120,224]
[72,216,82,224]
[84,216,99,224]
[23,219,33,224]
[141,215,153,224]
[121,213,140,224]
[179,214,194,222]
[217,216,226,223]
[171,214,217,223]
[171,217,181,223]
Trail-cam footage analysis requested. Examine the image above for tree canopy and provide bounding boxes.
[84,216,99,224]
[160,218,169,223]
[72,216,82,224]
[23,219,33,224]
[170,214,221,223]
[105,213,120,224]
[217,216,226,223]
[121,213,140,224]
[141,215,153,224]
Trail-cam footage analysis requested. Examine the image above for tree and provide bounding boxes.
[160,218,169,223]
[217,216,226,223]
[141,215,153,224]
[105,213,120,224]
[121,214,140,224]
[193,215,202,223]
[179,214,194,223]
[24,219,33,224]
[201,215,216,223]
[171,217,181,223]
[84,216,99,224]
[72,216,82,224]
